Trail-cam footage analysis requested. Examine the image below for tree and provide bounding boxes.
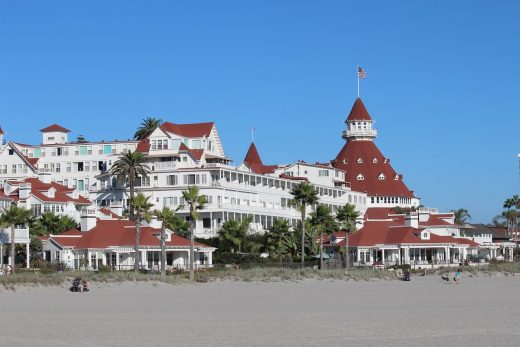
[289,182,319,268]
[110,151,150,217]
[336,203,360,268]
[218,216,253,253]
[134,117,163,140]
[267,219,290,262]
[33,212,79,235]
[131,193,154,272]
[451,208,471,225]
[309,204,339,270]
[503,195,520,237]
[165,214,191,238]
[154,207,177,276]
[0,204,32,272]
[182,186,207,281]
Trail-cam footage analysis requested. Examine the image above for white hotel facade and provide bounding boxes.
[0,122,370,238]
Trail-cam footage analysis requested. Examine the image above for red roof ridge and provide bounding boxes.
[160,122,214,138]
[40,124,71,133]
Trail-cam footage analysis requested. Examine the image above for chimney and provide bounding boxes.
[19,183,32,200]
[80,207,97,232]
[405,212,419,229]
[38,172,52,184]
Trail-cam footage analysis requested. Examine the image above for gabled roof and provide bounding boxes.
[346,98,372,122]
[333,140,415,197]
[40,124,71,133]
[135,139,150,153]
[7,142,39,171]
[243,142,278,174]
[73,220,211,249]
[99,208,120,219]
[160,122,214,138]
[4,177,92,205]
[179,142,204,160]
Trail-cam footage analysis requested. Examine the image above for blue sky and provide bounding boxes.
[1,1,519,223]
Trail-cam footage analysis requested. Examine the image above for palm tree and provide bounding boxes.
[154,207,177,276]
[0,204,32,273]
[218,216,253,253]
[309,204,339,270]
[134,117,163,140]
[131,193,154,272]
[289,182,319,268]
[110,151,150,217]
[451,208,471,225]
[266,219,290,263]
[336,203,360,268]
[182,186,207,281]
[165,214,191,238]
[503,195,520,237]
[38,212,60,235]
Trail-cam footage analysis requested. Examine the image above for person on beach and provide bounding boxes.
[454,269,461,284]
[82,279,90,292]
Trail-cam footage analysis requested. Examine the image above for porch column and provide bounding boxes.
[0,243,3,267]
[210,211,213,233]
[208,250,213,266]
[186,250,190,270]
[115,251,120,270]
[142,250,148,269]
[87,251,92,269]
[356,249,360,263]
[26,243,30,268]
[381,249,385,265]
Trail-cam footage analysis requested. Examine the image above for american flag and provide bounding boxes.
[358,66,367,79]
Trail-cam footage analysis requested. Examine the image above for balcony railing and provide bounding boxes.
[0,228,30,243]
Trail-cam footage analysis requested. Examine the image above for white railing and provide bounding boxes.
[151,161,177,171]
[0,228,30,243]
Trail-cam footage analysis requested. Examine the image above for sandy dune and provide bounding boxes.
[1,275,519,346]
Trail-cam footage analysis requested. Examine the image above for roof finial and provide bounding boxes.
[251,127,256,143]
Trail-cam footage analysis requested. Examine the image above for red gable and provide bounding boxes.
[243,142,278,174]
[40,124,71,133]
[179,142,204,160]
[160,122,213,138]
[135,139,151,153]
[346,98,372,122]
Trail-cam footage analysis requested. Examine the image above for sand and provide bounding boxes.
[1,275,519,346]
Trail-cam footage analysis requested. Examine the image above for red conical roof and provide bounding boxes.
[244,142,263,166]
[346,98,372,122]
[333,140,414,198]
[0,126,4,135]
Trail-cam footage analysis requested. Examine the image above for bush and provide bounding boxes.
[97,265,112,273]
[214,252,268,265]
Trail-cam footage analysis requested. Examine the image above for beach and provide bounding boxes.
[1,275,519,346]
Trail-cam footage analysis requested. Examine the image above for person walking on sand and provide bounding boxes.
[454,269,461,284]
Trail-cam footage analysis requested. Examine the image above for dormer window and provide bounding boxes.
[378,173,385,180]
[372,158,378,164]
[357,158,363,164]
[356,174,364,180]
[384,158,389,163]
[342,159,347,164]
[394,174,399,180]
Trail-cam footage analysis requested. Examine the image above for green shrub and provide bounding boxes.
[97,265,112,273]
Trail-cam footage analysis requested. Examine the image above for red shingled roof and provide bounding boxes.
[346,98,372,121]
[160,122,214,138]
[179,142,204,160]
[3,177,92,205]
[243,142,278,174]
[73,220,211,249]
[135,139,150,153]
[333,140,414,197]
[40,124,71,133]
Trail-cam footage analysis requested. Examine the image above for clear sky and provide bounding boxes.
[1,1,519,223]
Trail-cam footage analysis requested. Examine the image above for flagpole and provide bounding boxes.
[356,63,360,98]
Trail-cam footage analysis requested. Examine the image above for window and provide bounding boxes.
[103,145,112,155]
[356,174,364,180]
[318,170,329,177]
[33,148,41,158]
[378,173,385,180]
[207,141,213,151]
[79,146,88,155]
[171,139,181,150]
[357,158,363,164]
[192,140,201,149]
[373,158,378,163]
[166,175,178,186]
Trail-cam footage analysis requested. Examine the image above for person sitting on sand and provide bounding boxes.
[82,279,90,293]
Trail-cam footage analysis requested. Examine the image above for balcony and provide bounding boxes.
[0,228,30,244]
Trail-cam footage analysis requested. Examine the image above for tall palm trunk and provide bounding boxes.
[134,219,140,272]
[189,218,195,281]
[300,208,306,268]
[129,177,135,218]
[160,224,166,276]
[319,229,323,270]
[345,233,350,269]
[10,224,16,273]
